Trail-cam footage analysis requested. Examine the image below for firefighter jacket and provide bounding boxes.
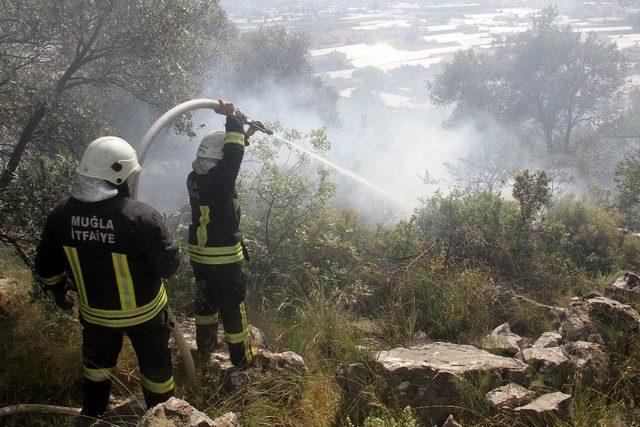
[34,195,180,328]
[186,116,246,270]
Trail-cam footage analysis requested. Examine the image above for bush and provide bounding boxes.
[549,197,622,274]
[389,256,499,343]
[622,235,640,272]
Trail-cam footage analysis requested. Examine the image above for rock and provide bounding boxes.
[522,347,571,388]
[559,298,595,341]
[605,273,640,305]
[587,333,605,345]
[559,296,640,345]
[376,342,527,424]
[563,341,609,388]
[138,397,238,427]
[441,414,462,427]
[587,296,640,334]
[407,330,432,346]
[532,331,562,349]
[513,392,572,424]
[209,349,306,394]
[256,350,306,374]
[485,383,535,410]
[248,325,267,350]
[481,323,524,356]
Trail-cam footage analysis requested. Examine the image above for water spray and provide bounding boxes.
[133,99,409,209]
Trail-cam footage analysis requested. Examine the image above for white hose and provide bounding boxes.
[132,99,223,386]
[131,98,221,199]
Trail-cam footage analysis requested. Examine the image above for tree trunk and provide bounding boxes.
[0,103,47,188]
[0,54,84,190]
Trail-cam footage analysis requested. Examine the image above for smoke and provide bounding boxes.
[131,75,486,224]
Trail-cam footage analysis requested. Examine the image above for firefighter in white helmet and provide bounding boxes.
[187,100,260,367]
[34,136,180,423]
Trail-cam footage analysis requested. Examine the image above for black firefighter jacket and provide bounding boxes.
[34,196,180,328]
[186,116,247,277]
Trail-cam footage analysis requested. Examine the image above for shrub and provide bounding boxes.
[549,197,622,274]
[389,256,499,343]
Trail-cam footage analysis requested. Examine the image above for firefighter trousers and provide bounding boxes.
[81,308,174,417]
[193,264,252,368]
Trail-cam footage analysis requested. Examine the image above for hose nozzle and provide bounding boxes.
[234,109,273,135]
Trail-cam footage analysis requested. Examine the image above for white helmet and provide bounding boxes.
[78,136,141,185]
[196,131,226,161]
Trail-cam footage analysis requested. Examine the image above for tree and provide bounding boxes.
[0,0,234,188]
[512,169,551,225]
[430,7,629,156]
[240,125,335,263]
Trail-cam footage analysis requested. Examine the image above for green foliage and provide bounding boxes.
[512,169,551,224]
[549,197,621,274]
[621,235,640,271]
[430,6,628,157]
[615,149,640,229]
[0,0,235,186]
[0,154,77,261]
[357,407,419,427]
[390,257,499,343]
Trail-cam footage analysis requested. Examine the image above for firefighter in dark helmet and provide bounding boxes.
[34,136,180,422]
[187,100,259,368]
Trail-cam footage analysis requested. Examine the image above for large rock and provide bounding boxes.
[563,341,609,388]
[559,295,640,344]
[522,347,571,388]
[588,296,640,333]
[485,383,535,410]
[560,298,595,341]
[532,331,562,349]
[481,323,524,356]
[138,397,238,427]
[605,273,640,305]
[513,392,572,424]
[376,342,528,424]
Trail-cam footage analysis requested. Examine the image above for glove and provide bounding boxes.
[49,283,74,311]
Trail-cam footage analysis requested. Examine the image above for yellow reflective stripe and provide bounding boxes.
[80,289,167,328]
[80,286,166,319]
[112,253,137,310]
[224,131,245,146]
[188,242,242,256]
[226,329,249,344]
[240,302,252,363]
[63,246,88,305]
[196,206,210,247]
[189,251,244,265]
[140,373,174,394]
[195,314,219,325]
[39,272,66,286]
[84,366,114,382]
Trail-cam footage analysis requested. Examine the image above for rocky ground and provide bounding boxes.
[337,272,640,426]
[2,273,640,426]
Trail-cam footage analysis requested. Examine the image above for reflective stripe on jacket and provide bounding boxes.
[34,196,180,327]
[187,116,247,268]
